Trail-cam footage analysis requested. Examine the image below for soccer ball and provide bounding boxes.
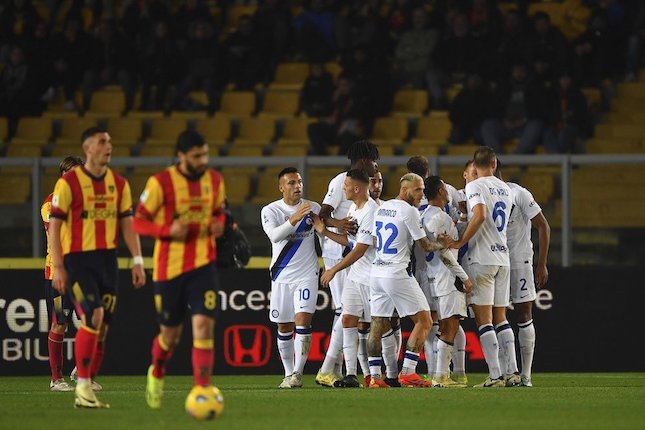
[185,385,225,420]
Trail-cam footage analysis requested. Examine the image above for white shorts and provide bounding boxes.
[324,257,347,310]
[341,279,371,322]
[437,290,467,320]
[269,278,319,323]
[419,277,438,312]
[510,262,537,304]
[371,276,430,318]
[465,263,510,307]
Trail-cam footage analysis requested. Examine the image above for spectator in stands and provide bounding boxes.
[0,45,42,129]
[254,0,293,83]
[172,0,214,43]
[527,11,569,73]
[172,19,221,111]
[449,73,488,145]
[393,7,438,89]
[543,70,589,153]
[295,0,339,61]
[301,62,335,117]
[223,14,262,91]
[427,12,480,109]
[307,74,366,155]
[139,21,180,111]
[339,2,390,63]
[51,19,90,112]
[571,9,613,88]
[386,0,415,44]
[0,0,40,43]
[487,9,530,81]
[625,3,645,82]
[481,62,548,154]
[121,0,171,40]
[23,19,54,102]
[81,19,136,112]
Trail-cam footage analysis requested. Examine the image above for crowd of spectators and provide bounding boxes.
[1,0,644,154]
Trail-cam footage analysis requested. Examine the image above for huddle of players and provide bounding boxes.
[262,141,549,388]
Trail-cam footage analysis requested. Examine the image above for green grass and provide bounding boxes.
[1,374,644,430]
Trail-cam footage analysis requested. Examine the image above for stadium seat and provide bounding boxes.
[594,124,645,140]
[227,146,264,157]
[372,117,409,141]
[0,173,31,204]
[220,171,250,204]
[258,91,300,119]
[126,110,165,120]
[581,87,601,112]
[269,63,309,91]
[271,145,308,156]
[11,117,53,146]
[391,90,428,118]
[57,117,98,145]
[234,117,276,146]
[195,116,231,148]
[0,117,8,143]
[446,144,480,155]
[105,117,143,143]
[411,114,452,144]
[401,143,440,156]
[146,118,188,146]
[6,141,44,157]
[169,110,209,120]
[280,117,315,143]
[139,145,175,157]
[518,172,555,204]
[384,166,408,198]
[84,89,126,118]
[219,91,256,117]
[436,166,466,190]
[225,4,257,33]
[585,138,644,154]
[251,169,281,205]
[324,62,342,80]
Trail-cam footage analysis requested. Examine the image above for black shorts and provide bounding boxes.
[45,279,75,326]
[64,249,118,325]
[153,262,220,327]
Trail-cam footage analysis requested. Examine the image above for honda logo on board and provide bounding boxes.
[223,325,272,367]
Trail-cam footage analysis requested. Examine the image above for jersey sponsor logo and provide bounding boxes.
[490,243,508,252]
[139,189,149,203]
[87,194,115,202]
[80,209,118,220]
[176,208,210,223]
[51,195,59,208]
[223,325,271,367]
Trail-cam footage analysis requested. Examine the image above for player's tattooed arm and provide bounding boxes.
[416,233,450,253]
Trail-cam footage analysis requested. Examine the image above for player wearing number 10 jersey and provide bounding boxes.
[133,130,227,409]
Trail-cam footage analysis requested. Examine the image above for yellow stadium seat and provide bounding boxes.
[594,124,645,140]
[518,173,555,204]
[272,145,308,156]
[12,117,53,145]
[105,117,143,142]
[226,4,257,33]
[527,1,564,27]
[57,117,98,143]
[324,62,342,80]
[169,111,209,120]
[384,167,408,197]
[6,141,44,157]
[251,171,280,205]
[126,110,165,120]
[436,166,466,190]
[270,63,310,91]
[585,138,644,154]
[0,117,8,142]
[227,146,264,156]
[401,143,440,156]
[0,173,31,203]
[51,141,84,157]
[258,91,300,119]
[147,118,188,146]
[281,117,315,142]
[391,90,428,118]
[195,116,231,147]
[412,115,452,142]
[187,91,210,107]
[446,143,479,156]
[219,91,256,117]
[220,172,250,204]
[235,117,276,145]
[372,117,408,140]
[84,90,126,118]
[139,145,175,157]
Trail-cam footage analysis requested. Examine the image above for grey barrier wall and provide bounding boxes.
[0,267,642,376]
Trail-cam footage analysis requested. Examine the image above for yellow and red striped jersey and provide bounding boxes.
[41,194,53,280]
[135,165,226,281]
[50,166,133,255]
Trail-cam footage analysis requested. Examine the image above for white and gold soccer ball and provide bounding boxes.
[185,385,225,420]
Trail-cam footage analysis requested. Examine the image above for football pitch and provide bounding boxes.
[1,373,643,430]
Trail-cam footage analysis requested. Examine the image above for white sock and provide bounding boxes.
[435,339,453,379]
[431,329,440,377]
[452,325,466,376]
[357,329,370,377]
[424,323,439,376]
[368,356,382,378]
[401,350,420,375]
[332,309,343,375]
[294,326,312,374]
[496,320,519,375]
[320,317,343,374]
[518,319,536,379]
[277,330,294,376]
[479,324,502,379]
[392,323,402,357]
[381,329,399,379]
[342,327,359,376]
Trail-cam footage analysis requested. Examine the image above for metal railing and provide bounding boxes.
[2,154,645,266]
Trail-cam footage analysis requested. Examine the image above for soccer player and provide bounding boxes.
[421,176,473,388]
[446,146,514,388]
[369,170,384,205]
[367,173,448,388]
[315,169,378,388]
[49,127,146,408]
[260,167,321,389]
[497,163,551,387]
[316,140,379,387]
[43,155,83,392]
[133,130,226,409]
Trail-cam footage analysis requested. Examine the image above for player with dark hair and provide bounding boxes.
[369,170,384,205]
[43,155,83,392]
[134,129,227,409]
[261,167,321,388]
[316,140,379,387]
[49,127,146,408]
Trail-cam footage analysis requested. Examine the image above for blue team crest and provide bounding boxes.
[305,216,313,225]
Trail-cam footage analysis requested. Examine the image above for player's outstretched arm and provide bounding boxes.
[531,211,551,289]
[320,204,358,234]
[120,216,146,288]
[49,217,68,294]
[320,243,369,286]
[449,203,485,249]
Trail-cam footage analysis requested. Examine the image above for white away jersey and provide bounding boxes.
[346,198,378,283]
[464,175,513,266]
[371,199,426,279]
[423,206,462,296]
[446,182,465,222]
[321,172,354,259]
[261,199,321,283]
[507,182,542,266]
